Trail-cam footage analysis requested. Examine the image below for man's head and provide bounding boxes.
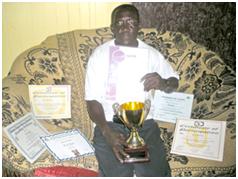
[111,4,140,47]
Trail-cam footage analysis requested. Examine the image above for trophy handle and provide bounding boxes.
[112,103,120,115]
[113,103,132,127]
[112,103,125,125]
[138,99,151,126]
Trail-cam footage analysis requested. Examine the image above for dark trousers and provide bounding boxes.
[93,119,171,177]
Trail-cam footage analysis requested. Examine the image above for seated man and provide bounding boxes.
[85,4,179,177]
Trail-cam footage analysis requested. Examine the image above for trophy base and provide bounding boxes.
[123,146,150,163]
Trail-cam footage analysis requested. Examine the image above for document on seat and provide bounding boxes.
[171,118,226,161]
[40,129,94,161]
[4,113,50,163]
[29,85,71,119]
[152,91,194,123]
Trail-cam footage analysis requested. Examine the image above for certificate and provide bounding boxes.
[40,129,94,161]
[152,91,194,123]
[171,118,226,161]
[4,113,49,163]
[29,85,71,119]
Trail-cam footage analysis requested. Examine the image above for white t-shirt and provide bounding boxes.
[85,39,179,121]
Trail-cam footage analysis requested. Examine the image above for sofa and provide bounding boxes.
[2,27,236,176]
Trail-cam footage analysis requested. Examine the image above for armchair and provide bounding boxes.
[2,27,236,176]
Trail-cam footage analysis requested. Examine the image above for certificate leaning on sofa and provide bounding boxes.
[152,91,194,123]
[4,113,50,163]
[28,85,71,119]
[40,129,94,161]
[171,118,226,161]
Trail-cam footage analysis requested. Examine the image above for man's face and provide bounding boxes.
[111,10,140,47]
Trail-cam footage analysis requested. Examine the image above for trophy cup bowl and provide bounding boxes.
[112,99,151,163]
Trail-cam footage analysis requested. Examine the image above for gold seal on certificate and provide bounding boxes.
[29,85,71,119]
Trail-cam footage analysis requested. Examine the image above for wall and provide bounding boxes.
[133,2,236,71]
[2,2,127,78]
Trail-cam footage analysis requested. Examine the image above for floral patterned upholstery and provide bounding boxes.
[2,27,236,176]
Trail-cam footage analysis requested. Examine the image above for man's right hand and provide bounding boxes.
[103,127,129,163]
[86,100,129,163]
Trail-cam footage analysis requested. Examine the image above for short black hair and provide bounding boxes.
[111,4,140,25]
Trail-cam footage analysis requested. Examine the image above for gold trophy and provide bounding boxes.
[112,99,151,163]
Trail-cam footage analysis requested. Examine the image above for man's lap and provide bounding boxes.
[93,119,171,177]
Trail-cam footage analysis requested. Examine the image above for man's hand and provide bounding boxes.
[86,100,130,163]
[140,72,165,91]
[103,128,129,163]
[141,72,178,93]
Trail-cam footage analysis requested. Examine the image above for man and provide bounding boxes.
[85,4,179,177]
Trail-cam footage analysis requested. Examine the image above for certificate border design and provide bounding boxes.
[4,113,49,163]
[40,129,95,161]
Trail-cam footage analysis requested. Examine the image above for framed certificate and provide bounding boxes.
[40,129,94,161]
[4,113,49,163]
[171,118,226,161]
[29,85,71,119]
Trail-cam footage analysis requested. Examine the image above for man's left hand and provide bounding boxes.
[140,72,165,92]
[141,72,179,93]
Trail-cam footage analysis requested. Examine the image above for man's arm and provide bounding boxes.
[141,72,179,93]
[86,100,129,163]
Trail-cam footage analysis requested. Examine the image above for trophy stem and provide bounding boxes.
[127,127,145,149]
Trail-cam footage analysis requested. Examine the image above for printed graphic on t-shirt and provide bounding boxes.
[105,46,124,100]
[105,46,149,104]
